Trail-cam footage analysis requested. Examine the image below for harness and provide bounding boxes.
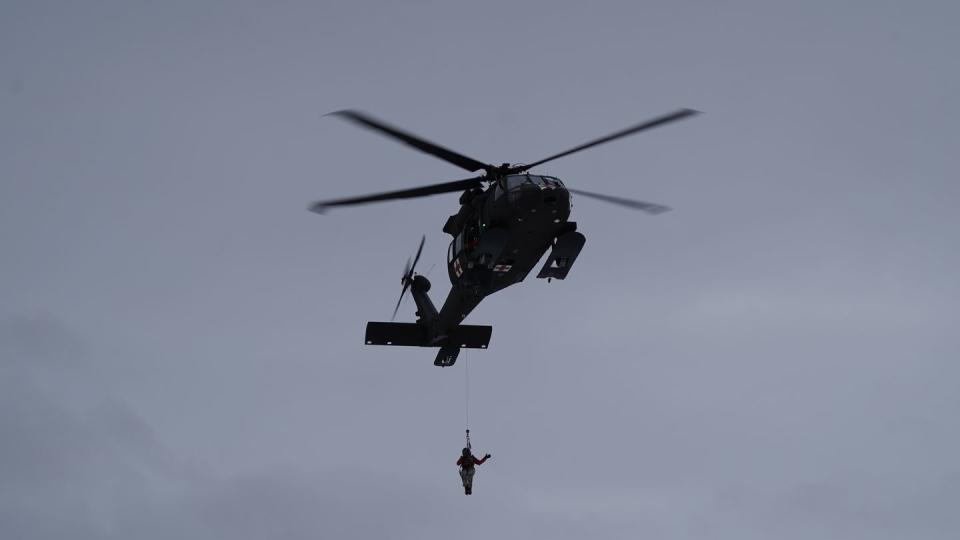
[461,430,475,470]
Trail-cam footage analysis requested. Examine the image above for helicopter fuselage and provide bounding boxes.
[394,174,584,365]
[318,107,695,366]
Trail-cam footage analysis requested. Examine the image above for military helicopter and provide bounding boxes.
[311,109,698,366]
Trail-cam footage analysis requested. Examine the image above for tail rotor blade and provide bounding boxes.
[392,235,427,320]
[392,281,410,321]
[410,235,425,275]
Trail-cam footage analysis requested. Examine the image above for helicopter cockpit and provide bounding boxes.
[495,174,565,199]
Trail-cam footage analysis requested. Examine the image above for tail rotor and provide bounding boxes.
[392,235,426,320]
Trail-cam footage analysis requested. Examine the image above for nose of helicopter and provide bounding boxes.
[521,181,571,222]
[503,174,571,222]
[541,184,569,208]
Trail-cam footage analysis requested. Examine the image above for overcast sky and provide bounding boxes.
[2,1,958,538]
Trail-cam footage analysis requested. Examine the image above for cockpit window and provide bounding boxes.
[504,174,562,190]
[505,175,528,191]
[506,175,548,189]
[542,176,564,187]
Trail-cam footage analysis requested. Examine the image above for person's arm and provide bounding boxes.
[456,456,464,466]
[475,453,491,465]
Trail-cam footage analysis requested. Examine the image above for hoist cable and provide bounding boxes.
[464,347,470,431]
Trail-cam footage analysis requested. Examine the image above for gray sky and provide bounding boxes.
[2,1,958,538]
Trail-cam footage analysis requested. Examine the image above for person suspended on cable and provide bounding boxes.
[457,446,491,495]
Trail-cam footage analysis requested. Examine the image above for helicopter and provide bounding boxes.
[311,109,698,366]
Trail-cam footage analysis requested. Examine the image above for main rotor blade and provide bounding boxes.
[517,109,699,172]
[309,177,483,213]
[568,188,671,215]
[330,110,492,173]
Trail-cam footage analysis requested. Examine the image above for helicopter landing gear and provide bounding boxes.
[434,344,460,367]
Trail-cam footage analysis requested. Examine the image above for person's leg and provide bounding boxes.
[465,469,474,494]
[460,469,469,493]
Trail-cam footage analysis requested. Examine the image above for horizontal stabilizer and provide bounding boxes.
[365,322,426,346]
[365,322,492,349]
[448,325,492,349]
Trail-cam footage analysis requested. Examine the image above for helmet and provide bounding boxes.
[462,447,471,456]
